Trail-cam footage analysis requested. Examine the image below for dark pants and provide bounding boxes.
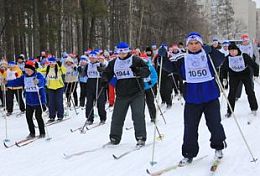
[0,89,3,106]
[79,82,87,107]
[26,105,45,135]
[65,82,78,107]
[145,87,156,120]
[228,76,258,114]
[48,88,64,120]
[182,99,226,158]
[236,68,254,99]
[110,92,147,143]
[85,88,106,122]
[6,88,25,113]
[160,76,172,105]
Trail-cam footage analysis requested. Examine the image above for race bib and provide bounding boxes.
[114,56,135,80]
[87,63,100,78]
[228,55,246,72]
[184,50,213,83]
[6,70,17,80]
[24,77,38,92]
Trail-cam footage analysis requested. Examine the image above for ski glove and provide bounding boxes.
[33,78,39,85]
[57,61,62,67]
[129,65,141,76]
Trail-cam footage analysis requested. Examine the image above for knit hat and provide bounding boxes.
[48,57,57,64]
[65,57,74,64]
[140,52,148,59]
[116,42,131,54]
[89,51,98,58]
[8,61,16,67]
[241,34,249,41]
[186,32,203,46]
[228,43,239,51]
[80,55,88,61]
[24,60,35,71]
[222,40,230,47]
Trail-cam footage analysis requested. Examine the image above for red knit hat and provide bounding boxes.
[25,60,36,71]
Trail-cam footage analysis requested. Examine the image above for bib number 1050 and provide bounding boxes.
[188,69,207,77]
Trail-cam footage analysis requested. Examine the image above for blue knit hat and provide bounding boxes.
[8,61,16,67]
[89,51,98,58]
[186,32,203,46]
[116,42,131,54]
[48,57,57,64]
[80,55,88,61]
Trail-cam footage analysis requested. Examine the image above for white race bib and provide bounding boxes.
[240,44,253,58]
[6,70,17,80]
[24,77,38,92]
[228,55,246,72]
[87,63,100,78]
[184,50,213,83]
[114,56,135,80]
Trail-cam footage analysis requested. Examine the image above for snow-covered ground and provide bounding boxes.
[0,80,260,176]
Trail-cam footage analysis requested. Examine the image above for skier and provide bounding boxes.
[5,61,25,116]
[101,42,150,146]
[78,55,88,108]
[177,32,226,166]
[221,43,259,117]
[39,57,66,122]
[85,51,107,125]
[7,60,46,138]
[64,57,79,107]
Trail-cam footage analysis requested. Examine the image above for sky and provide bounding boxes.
[253,0,260,8]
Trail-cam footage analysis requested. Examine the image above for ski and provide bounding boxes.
[112,143,152,160]
[15,137,39,147]
[16,112,25,118]
[46,118,71,127]
[146,155,208,176]
[70,123,105,133]
[63,142,112,159]
[4,137,39,148]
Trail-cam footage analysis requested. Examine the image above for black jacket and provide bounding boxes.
[221,53,259,79]
[102,54,150,97]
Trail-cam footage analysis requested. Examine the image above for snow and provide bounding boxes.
[0,81,260,176]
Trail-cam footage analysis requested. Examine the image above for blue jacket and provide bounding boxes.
[143,60,158,90]
[7,72,47,106]
[177,47,220,104]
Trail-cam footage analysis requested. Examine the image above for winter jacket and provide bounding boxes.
[6,66,23,90]
[221,53,259,79]
[38,65,66,90]
[102,54,150,97]
[7,72,47,106]
[143,59,158,90]
[177,47,221,104]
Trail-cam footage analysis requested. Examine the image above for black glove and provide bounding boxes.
[100,78,108,88]
[97,66,105,73]
[73,66,77,71]
[148,80,152,85]
[57,61,62,67]
[42,104,47,112]
[129,65,141,76]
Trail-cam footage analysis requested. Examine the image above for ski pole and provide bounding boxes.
[68,82,79,115]
[208,54,257,162]
[79,87,104,133]
[3,84,9,142]
[150,86,166,124]
[169,73,183,105]
[35,84,52,141]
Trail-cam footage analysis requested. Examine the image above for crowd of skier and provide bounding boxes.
[0,31,259,165]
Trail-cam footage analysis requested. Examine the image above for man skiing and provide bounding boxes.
[101,42,150,146]
[177,32,227,166]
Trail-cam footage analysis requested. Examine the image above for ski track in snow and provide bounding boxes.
[0,83,259,176]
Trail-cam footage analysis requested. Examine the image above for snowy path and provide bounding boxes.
[0,81,259,176]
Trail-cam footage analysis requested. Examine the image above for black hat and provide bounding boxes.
[24,60,36,71]
[228,43,239,50]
